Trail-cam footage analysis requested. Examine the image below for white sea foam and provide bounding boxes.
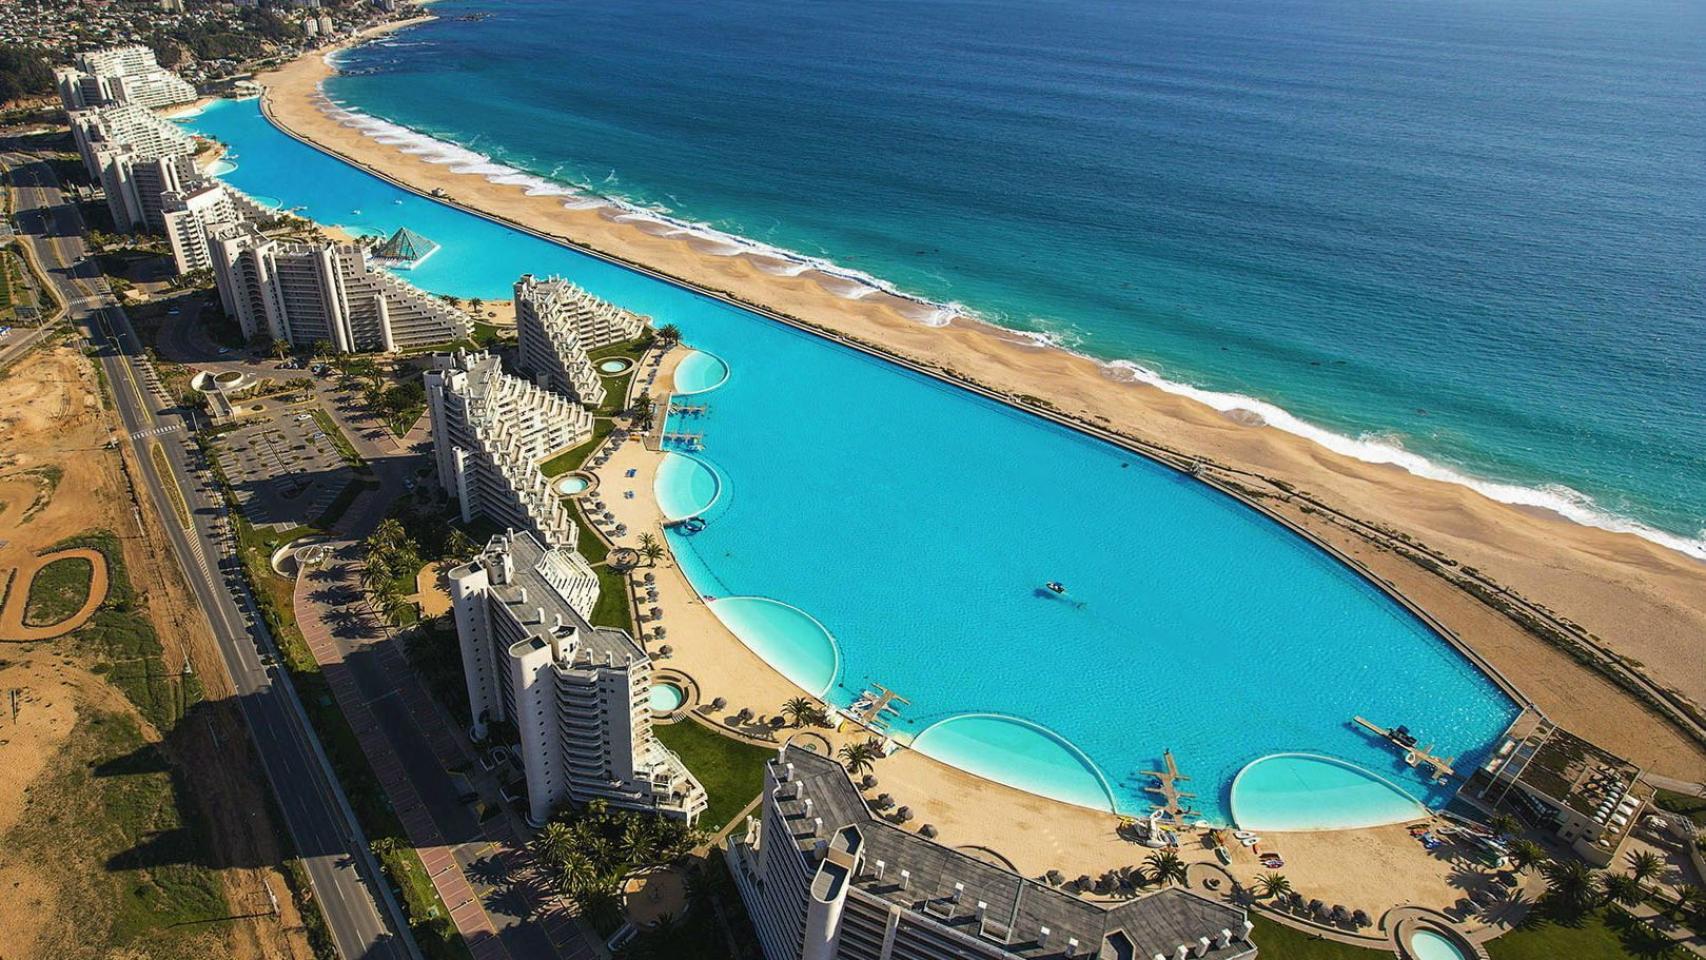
[315,99,1706,561]
[1101,359,1706,560]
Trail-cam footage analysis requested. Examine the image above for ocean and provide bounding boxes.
[325,0,1706,555]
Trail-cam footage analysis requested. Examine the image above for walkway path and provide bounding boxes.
[292,483,601,960]
[0,547,109,640]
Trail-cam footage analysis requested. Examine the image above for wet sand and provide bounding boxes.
[256,27,1705,778]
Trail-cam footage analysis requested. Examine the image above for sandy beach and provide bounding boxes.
[254,26,1704,780]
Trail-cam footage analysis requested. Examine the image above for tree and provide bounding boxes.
[470,298,484,314]
[532,820,574,866]
[445,527,477,560]
[641,541,665,566]
[1508,838,1545,874]
[311,338,333,360]
[1144,849,1186,887]
[781,697,817,728]
[372,518,409,553]
[1625,849,1664,885]
[0,46,54,107]
[1599,872,1644,908]
[1490,813,1521,840]
[838,739,882,776]
[655,323,682,348]
[1254,873,1291,899]
[269,337,290,361]
[1541,858,1597,914]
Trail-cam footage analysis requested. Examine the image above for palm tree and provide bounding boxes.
[656,323,682,348]
[381,592,414,626]
[470,297,484,314]
[532,820,574,866]
[638,532,659,552]
[1254,873,1291,900]
[781,697,816,728]
[1490,813,1521,840]
[372,518,408,552]
[1144,849,1187,887]
[838,739,882,776]
[445,527,477,560]
[1675,884,1706,922]
[1508,838,1546,874]
[1625,849,1664,885]
[1541,858,1597,914]
[358,557,392,593]
[1600,872,1644,908]
[641,541,665,566]
[311,339,332,360]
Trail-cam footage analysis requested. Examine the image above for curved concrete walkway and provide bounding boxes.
[0,548,109,640]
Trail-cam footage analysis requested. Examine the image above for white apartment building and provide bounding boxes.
[208,222,471,352]
[448,529,707,826]
[425,350,592,549]
[730,747,1258,960]
[514,274,647,409]
[161,180,273,274]
[69,103,198,232]
[56,44,197,110]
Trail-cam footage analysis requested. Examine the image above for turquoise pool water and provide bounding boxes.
[553,475,589,495]
[655,453,719,521]
[1408,929,1470,960]
[649,682,686,712]
[184,98,1520,821]
[207,158,238,176]
[598,358,632,374]
[672,350,729,394]
[1231,753,1428,831]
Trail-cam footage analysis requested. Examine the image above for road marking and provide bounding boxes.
[131,423,181,440]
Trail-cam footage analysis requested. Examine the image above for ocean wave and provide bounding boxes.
[313,96,1705,561]
[1101,359,1706,560]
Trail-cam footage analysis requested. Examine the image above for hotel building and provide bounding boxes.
[55,45,197,110]
[448,529,707,826]
[207,222,471,352]
[730,746,1258,960]
[69,103,197,232]
[425,350,592,549]
[161,180,273,274]
[515,274,647,408]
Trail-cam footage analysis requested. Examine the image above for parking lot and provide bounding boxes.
[214,407,357,528]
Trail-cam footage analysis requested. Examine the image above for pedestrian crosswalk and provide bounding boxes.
[131,423,181,440]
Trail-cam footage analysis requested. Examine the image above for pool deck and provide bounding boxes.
[581,347,1531,937]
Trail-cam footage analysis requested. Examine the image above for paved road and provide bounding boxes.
[1,147,420,960]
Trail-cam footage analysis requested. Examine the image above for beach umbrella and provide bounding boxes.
[860,774,877,789]
[1045,870,1065,887]
[1329,905,1348,924]
[896,806,913,823]
[919,824,938,839]
[1352,909,1370,928]
[653,626,666,639]
[649,606,662,619]
[644,572,656,584]
[1073,875,1092,892]
[1308,899,1324,917]
[710,697,726,710]
[874,793,893,809]
[657,644,672,657]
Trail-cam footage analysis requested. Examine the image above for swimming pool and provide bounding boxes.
[553,474,590,495]
[598,357,633,374]
[185,98,1520,821]
[649,682,686,713]
[1407,928,1472,960]
[672,349,729,394]
[1231,753,1428,830]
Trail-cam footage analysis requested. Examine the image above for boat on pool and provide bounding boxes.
[185,97,1522,823]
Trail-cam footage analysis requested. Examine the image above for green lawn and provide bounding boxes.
[564,511,632,629]
[311,408,371,473]
[1245,915,1382,959]
[1653,789,1706,828]
[539,419,616,478]
[654,719,775,832]
[1487,904,1688,960]
[23,554,93,626]
[588,338,649,415]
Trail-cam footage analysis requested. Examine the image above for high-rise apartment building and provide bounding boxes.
[515,274,647,408]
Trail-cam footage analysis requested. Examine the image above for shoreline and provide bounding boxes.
[249,24,1706,776]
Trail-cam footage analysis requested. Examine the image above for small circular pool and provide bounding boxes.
[1231,752,1427,831]
[648,682,685,713]
[553,474,590,496]
[207,158,238,176]
[1407,929,1471,960]
[598,357,633,375]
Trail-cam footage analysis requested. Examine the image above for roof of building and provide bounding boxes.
[770,745,1255,960]
[474,529,643,668]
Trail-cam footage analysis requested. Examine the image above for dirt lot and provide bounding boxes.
[0,346,315,960]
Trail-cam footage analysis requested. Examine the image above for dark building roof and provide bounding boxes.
[771,744,1255,959]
